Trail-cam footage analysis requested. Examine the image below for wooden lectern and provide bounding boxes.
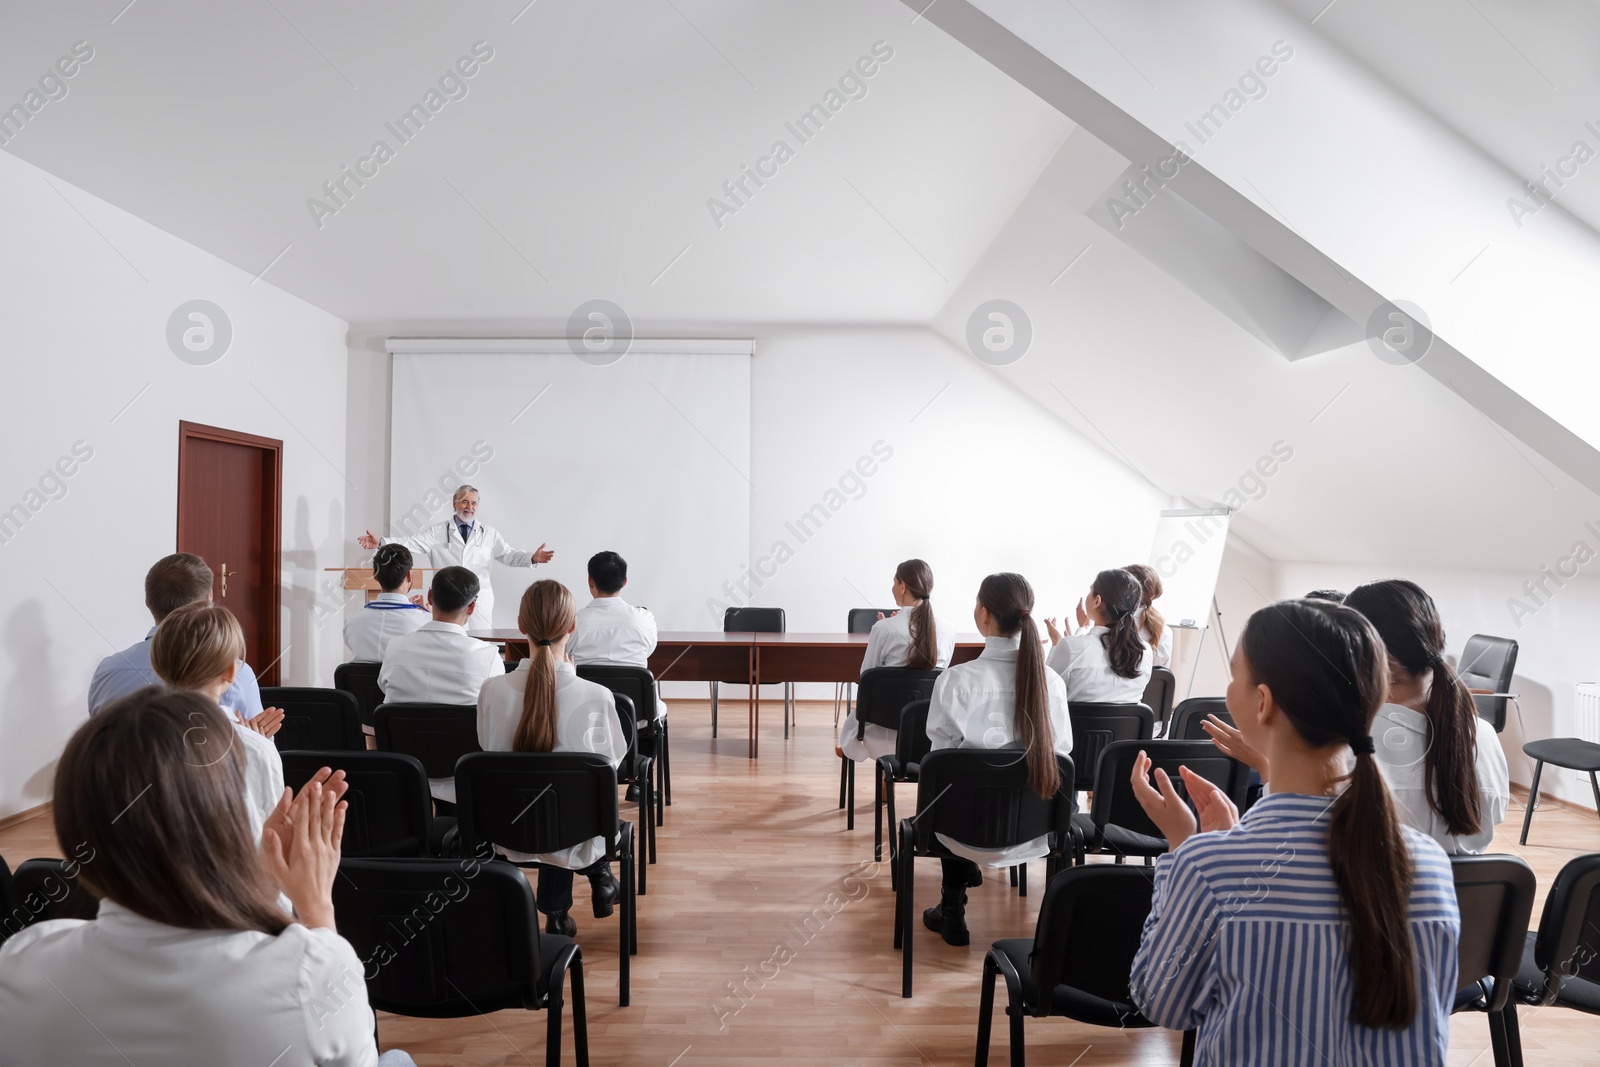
[326,566,440,603]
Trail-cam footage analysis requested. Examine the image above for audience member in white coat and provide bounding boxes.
[568,550,665,722]
[837,559,954,762]
[1124,563,1173,670]
[358,485,553,633]
[380,566,505,807]
[343,543,429,661]
[923,573,1072,946]
[478,580,625,937]
[1044,569,1153,704]
[0,686,417,1067]
[148,604,284,846]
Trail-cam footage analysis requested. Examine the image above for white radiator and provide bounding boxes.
[1574,683,1600,744]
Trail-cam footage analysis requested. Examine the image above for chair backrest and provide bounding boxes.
[1067,702,1153,786]
[609,693,641,779]
[1091,740,1252,843]
[1527,851,1600,1002]
[332,856,546,1015]
[9,859,101,930]
[1458,635,1518,732]
[892,698,934,770]
[261,686,365,752]
[1030,864,1157,1020]
[855,668,941,734]
[281,750,433,858]
[1451,853,1537,1013]
[374,703,481,779]
[847,608,896,634]
[455,751,620,858]
[576,664,655,727]
[909,749,1075,854]
[1170,697,1230,740]
[1141,667,1177,730]
[724,606,785,633]
[0,854,17,943]
[333,661,386,729]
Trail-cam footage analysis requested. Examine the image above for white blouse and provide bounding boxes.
[230,714,284,845]
[1141,622,1173,670]
[925,635,1073,866]
[1046,625,1152,704]
[476,660,626,868]
[0,901,379,1066]
[838,607,954,762]
[1369,701,1511,855]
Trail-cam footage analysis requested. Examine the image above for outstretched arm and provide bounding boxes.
[488,527,554,567]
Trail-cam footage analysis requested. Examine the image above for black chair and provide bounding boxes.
[976,865,1162,1066]
[9,859,100,927]
[374,703,482,783]
[1066,702,1153,796]
[895,750,1076,998]
[261,686,365,753]
[878,698,934,881]
[1515,851,1600,1014]
[332,857,588,1067]
[1168,697,1229,740]
[454,752,637,1006]
[1074,740,1253,864]
[281,750,453,858]
[0,854,17,944]
[835,607,896,729]
[1520,734,1600,845]
[333,660,385,731]
[576,664,670,820]
[1458,634,1519,733]
[839,667,941,840]
[713,606,787,738]
[605,693,654,892]
[1451,854,1536,1067]
[1141,667,1176,733]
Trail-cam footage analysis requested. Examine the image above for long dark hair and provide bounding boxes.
[1344,579,1483,837]
[513,580,576,753]
[977,573,1057,797]
[1123,563,1165,650]
[1239,599,1415,1029]
[1093,569,1146,679]
[54,687,290,935]
[896,559,937,669]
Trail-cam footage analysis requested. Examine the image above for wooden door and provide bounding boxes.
[176,422,283,685]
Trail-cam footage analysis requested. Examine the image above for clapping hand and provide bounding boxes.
[532,543,555,564]
[1202,714,1269,780]
[1130,752,1239,852]
[358,530,379,550]
[239,707,284,739]
[261,772,348,930]
[1044,617,1063,644]
[1074,598,1090,630]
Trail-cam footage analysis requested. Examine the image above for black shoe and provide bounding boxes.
[967,866,984,888]
[590,870,620,919]
[544,911,577,937]
[624,783,641,803]
[921,898,970,947]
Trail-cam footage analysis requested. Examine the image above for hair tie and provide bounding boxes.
[535,639,553,647]
[1349,734,1376,756]
[1425,651,1444,668]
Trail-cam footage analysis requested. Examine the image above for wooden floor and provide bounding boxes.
[4,700,1599,1065]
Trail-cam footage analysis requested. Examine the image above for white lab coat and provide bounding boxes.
[381,520,539,633]
[838,607,954,762]
[925,635,1073,867]
[1367,702,1511,855]
[1047,625,1152,704]
[568,596,666,721]
[343,592,430,661]
[379,620,505,803]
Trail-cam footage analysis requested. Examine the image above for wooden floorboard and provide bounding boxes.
[3,701,1598,1065]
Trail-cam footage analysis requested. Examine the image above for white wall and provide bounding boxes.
[0,151,349,820]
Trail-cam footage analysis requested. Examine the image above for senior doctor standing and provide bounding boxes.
[358,485,554,633]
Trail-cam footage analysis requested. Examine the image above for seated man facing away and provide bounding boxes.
[567,550,665,723]
[343,543,429,662]
[89,552,264,719]
[379,565,504,809]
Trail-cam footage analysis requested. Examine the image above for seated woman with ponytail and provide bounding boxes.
[837,559,955,762]
[476,579,626,937]
[1123,562,1172,669]
[922,573,1071,946]
[1044,568,1152,703]
[1130,598,1458,1065]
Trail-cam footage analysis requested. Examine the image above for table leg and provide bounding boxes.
[748,646,759,759]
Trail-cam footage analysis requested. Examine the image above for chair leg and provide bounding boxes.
[1501,998,1524,1067]
[839,755,849,809]
[1590,772,1600,824]
[546,956,564,1067]
[1179,1029,1196,1067]
[900,822,915,998]
[711,682,718,738]
[1017,862,1026,898]
[619,824,634,1007]
[1488,1001,1517,1067]
[975,953,998,1067]
[570,954,589,1067]
[1008,866,1017,888]
[847,759,855,831]
[1520,760,1545,845]
[783,683,791,740]
[874,765,884,862]
[1007,994,1026,1067]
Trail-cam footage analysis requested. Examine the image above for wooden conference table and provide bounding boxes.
[477,630,984,758]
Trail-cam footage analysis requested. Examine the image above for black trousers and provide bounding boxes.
[535,858,614,915]
[941,856,980,897]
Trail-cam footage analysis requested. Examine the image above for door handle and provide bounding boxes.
[220,563,232,598]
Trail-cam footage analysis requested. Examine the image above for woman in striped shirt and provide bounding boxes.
[1129,598,1459,1065]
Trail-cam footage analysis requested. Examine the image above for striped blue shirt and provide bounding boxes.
[1130,792,1459,1066]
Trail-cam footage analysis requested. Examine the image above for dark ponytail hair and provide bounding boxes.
[896,559,938,670]
[1123,563,1165,651]
[1239,599,1416,1030]
[976,573,1057,798]
[1093,569,1146,679]
[1344,579,1483,838]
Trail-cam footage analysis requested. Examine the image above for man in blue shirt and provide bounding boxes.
[88,553,264,718]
